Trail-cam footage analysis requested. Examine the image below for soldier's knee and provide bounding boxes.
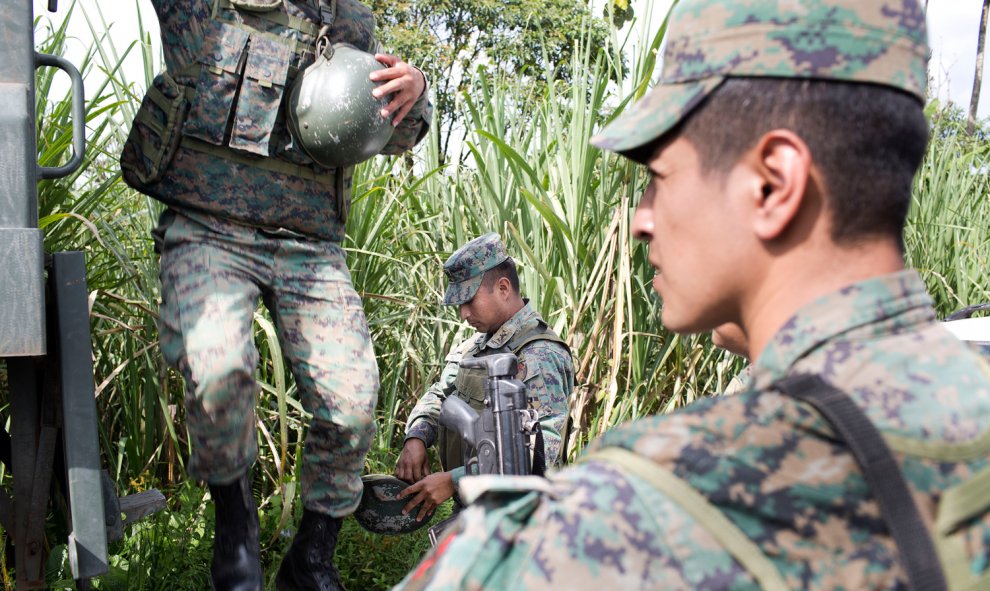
[189,360,257,403]
[334,404,376,436]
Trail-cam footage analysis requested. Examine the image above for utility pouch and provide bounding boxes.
[182,21,249,146]
[454,366,488,407]
[230,36,292,156]
[120,71,189,190]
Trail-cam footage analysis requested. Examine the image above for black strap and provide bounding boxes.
[773,374,948,591]
[531,424,546,477]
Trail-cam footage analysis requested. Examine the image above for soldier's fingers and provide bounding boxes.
[372,53,399,69]
[400,466,417,483]
[373,77,411,100]
[396,481,418,500]
[392,100,415,126]
[416,500,435,522]
[402,488,428,514]
[402,495,422,515]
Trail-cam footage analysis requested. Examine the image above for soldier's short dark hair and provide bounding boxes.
[481,258,520,293]
[673,77,929,250]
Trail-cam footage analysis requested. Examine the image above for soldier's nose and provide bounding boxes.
[632,184,656,242]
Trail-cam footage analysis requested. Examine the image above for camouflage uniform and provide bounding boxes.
[137,0,432,516]
[398,272,990,589]
[394,2,990,590]
[405,303,573,482]
[405,234,573,485]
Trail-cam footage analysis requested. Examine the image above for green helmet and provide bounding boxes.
[353,474,431,535]
[287,43,395,168]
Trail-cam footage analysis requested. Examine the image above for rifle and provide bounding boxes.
[428,352,542,545]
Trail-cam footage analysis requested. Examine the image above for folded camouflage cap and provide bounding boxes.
[591,0,929,160]
[443,233,509,306]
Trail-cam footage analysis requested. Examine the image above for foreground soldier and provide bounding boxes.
[395,233,573,520]
[121,1,431,589]
[394,0,990,589]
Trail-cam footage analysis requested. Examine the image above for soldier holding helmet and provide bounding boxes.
[121,1,432,589]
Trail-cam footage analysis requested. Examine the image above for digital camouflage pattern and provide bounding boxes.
[142,0,432,518]
[124,0,433,241]
[442,233,510,306]
[591,0,928,157]
[405,302,573,484]
[156,210,380,516]
[394,272,990,590]
[353,474,429,535]
[392,1,990,587]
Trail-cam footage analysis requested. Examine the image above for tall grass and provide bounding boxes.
[11,0,990,588]
[907,104,990,314]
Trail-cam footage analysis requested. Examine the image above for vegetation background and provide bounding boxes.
[1,0,988,588]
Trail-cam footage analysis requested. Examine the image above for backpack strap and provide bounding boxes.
[773,374,948,591]
[511,332,568,356]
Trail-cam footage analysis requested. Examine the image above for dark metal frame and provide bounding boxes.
[1,1,164,588]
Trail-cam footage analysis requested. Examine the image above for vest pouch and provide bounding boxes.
[182,22,249,146]
[120,71,189,190]
[230,36,292,156]
[454,366,488,407]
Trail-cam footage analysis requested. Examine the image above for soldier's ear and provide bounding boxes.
[496,276,512,298]
[744,129,812,242]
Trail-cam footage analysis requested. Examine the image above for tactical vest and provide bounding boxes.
[121,0,378,241]
[439,324,567,473]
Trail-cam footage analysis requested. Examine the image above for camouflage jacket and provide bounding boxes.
[394,271,990,591]
[124,0,432,240]
[405,302,573,481]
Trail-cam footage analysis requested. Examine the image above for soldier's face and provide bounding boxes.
[632,136,749,335]
[459,284,503,334]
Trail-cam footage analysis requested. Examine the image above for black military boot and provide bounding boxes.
[209,473,263,591]
[275,509,346,591]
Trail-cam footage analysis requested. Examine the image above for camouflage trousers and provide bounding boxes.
[155,209,379,516]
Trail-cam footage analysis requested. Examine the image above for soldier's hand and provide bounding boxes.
[370,54,426,126]
[396,438,431,483]
[397,472,454,522]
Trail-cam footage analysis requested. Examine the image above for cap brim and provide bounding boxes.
[443,274,483,306]
[591,77,724,162]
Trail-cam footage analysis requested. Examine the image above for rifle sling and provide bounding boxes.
[773,374,948,591]
[531,424,546,477]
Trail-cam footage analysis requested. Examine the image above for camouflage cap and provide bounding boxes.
[591,0,929,159]
[353,474,430,535]
[443,233,509,306]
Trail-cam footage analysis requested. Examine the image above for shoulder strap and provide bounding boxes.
[511,331,568,356]
[773,374,948,591]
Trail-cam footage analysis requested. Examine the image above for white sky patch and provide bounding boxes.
[927,0,989,118]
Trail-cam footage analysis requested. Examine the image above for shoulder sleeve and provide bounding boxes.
[392,461,756,590]
[517,341,573,466]
[380,80,433,155]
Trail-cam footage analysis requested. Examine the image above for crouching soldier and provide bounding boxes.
[394,233,573,520]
